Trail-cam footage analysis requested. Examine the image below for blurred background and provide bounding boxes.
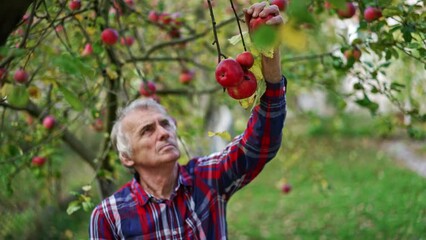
[0,0,425,239]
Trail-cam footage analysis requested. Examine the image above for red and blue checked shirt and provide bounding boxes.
[89,77,287,239]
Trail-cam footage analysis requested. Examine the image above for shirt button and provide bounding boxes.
[172,230,177,235]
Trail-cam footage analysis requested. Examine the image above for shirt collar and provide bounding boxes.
[130,164,193,206]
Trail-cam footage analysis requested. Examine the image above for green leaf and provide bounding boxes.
[390,82,405,92]
[328,0,346,9]
[251,25,278,51]
[7,84,29,107]
[66,200,81,215]
[58,85,84,111]
[53,54,95,77]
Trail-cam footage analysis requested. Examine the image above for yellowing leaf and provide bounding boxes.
[228,34,242,46]
[82,185,92,192]
[86,27,97,36]
[280,23,308,51]
[239,94,256,109]
[250,58,263,81]
[106,68,118,80]
[28,86,40,99]
[74,14,84,21]
[207,131,231,141]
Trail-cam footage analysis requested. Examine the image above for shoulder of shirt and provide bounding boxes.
[94,181,134,212]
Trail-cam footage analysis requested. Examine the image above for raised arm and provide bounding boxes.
[193,2,287,199]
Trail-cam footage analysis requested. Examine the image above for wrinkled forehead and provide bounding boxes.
[121,107,173,129]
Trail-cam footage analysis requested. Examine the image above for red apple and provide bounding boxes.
[168,28,181,39]
[0,68,7,80]
[43,115,56,129]
[236,51,255,69]
[69,0,81,11]
[337,2,356,19]
[81,43,93,56]
[32,156,46,167]
[148,10,159,22]
[226,70,257,100]
[249,14,275,33]
[364,7,382,22]
[215,59,244,88]
[281,183,292,194]
[124,0,135,8]
[101,28,119,45]
[139,81,156,96]
[120,36,135,46]
[159,13,172,25]
[92,118,104,132]
[179,69,194,84]
[324,1,332,10]
[14,69,29,83]
[270,0,287,12]
[344,47,362,61]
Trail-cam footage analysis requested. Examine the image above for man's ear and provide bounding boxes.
[120,153,134,167]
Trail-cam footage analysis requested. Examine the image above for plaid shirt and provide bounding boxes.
[89,77,287,239]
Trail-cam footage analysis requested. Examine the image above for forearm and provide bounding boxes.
[262,47,282,83]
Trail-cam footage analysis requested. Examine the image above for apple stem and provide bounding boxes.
[229,0,247,52]
[206,0,223,63]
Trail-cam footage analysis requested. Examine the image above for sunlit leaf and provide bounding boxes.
[66,200,81,215]
[280,24,308,52]
[58,85,84,111]
[6,84,29,107]
[207,131,231,141]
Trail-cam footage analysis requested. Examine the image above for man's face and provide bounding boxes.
[121,108,180,169]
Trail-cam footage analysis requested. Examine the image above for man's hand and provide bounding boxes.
[243,2,283,34]
[243,2,283,83]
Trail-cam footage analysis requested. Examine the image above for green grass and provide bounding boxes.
[227,133,426,239]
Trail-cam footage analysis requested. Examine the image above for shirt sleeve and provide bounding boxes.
[89,204,116,240]
[195,76,287,199]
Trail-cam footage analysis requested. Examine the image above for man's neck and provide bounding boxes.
[136,163,179,200]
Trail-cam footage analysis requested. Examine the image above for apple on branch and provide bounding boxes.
[344,47,362,61]
[236,51,254,70]
[32,156,47,167]
[69,0,81,11]
[364,6,382,22]
[336,2,356,19]
[43,115,56,129]
[139,81,157,97]
[14,69,29,84]
[179,69,195,84]
[226,70,257,100]
[215,59,244,88]
[81,43,93,56]
[101,28,119,45]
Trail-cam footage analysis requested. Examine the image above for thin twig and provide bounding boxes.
[206,0,223,63]
[230,0,247,51]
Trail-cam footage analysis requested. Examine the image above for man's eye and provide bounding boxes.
[161,120,171,127]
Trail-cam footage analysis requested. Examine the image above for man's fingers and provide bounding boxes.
[265,15,283,25]
[259,5,280,18]
[246,2,268,18]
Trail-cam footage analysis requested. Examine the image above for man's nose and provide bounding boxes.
[157,125,170,140]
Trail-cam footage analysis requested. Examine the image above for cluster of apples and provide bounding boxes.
[325,1,382,23]
[215,51,257,100]
[148,11,184,39]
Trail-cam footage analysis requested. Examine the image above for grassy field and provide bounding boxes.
[227,129,426,239]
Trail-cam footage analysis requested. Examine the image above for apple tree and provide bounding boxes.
[0,0,424,228]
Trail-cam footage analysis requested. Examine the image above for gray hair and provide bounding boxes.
[111,98,174,159]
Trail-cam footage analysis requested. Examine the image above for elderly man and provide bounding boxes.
[89,2,287,239]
